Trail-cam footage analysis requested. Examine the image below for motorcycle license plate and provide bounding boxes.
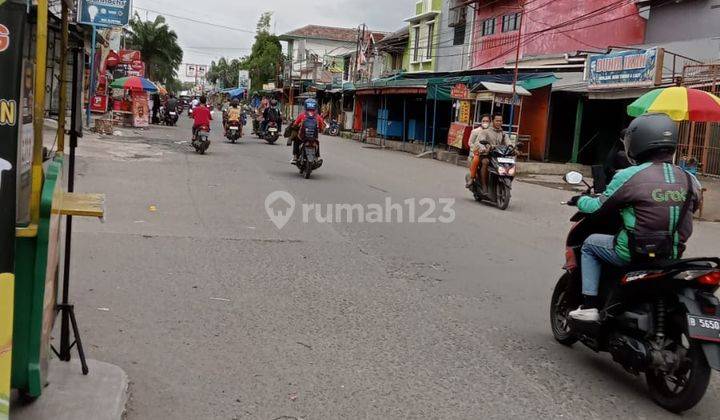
[170,112,176,115]
[687,314,720,342]
[269,128,278,132]
[230,127,238,130]
[497,157,516,164]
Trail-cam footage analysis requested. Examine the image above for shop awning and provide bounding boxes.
[426,73,556,100]
[517,75,557,91]
[480,82,531,96]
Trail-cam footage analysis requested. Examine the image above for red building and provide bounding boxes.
[471,0,647,69]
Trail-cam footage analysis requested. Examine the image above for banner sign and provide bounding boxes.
[586,47,664,89]
[0,1,26,274]
[77,0,132,27]
[238,70,250,89]
[450,83,470,100]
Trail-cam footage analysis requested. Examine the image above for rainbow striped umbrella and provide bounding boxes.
[110,76,159,93]
[627,86,720,122]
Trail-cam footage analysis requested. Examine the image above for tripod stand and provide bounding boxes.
[50,47,88,375]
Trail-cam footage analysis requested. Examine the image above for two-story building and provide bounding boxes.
[436,0,473,72]
[404,0,443,73]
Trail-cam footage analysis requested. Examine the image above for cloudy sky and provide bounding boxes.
[131,0,417,73]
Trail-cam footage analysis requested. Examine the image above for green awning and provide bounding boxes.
[517,75,557,91]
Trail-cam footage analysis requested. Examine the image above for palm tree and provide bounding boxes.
[126,15,183,84]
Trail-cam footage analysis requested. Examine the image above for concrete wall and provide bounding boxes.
[436,0,471,72]
[644,0,720,61]
[472,0,646,69]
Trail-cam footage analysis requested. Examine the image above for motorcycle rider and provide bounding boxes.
[226,99,243,136]
[263,99,282,134]
[290,98,325,164]
[476,114,511,193]
[568,113,701,322]
[465,114,491,188]
[191,95,212,140]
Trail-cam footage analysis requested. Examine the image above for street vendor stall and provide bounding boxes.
[110,76,158,128]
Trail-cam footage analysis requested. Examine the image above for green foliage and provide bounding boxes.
[241,12,283,91]
[126,14,183,84]
[206,57,243,88]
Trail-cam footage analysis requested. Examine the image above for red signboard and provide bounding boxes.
[105,51,120,68]
[118,49,141,64]
[448,122,471,149]
[90,95,108,113]
[450,83,470,99]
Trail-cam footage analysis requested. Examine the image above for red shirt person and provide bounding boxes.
[293,111,325,137]
[192,97,213,130]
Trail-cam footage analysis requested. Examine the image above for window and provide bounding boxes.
[502,13,521,32]
[482,18,496,36]
[453,24,466,46]
[413,26,420,62]
[426,21,435,59]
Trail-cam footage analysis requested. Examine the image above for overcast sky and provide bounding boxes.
[131,0,416,71]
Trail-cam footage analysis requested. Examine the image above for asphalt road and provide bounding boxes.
[68,114,720,419]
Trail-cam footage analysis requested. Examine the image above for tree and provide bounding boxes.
[206,57,244,88]
[241,12,283,91]
[126,14,183,85]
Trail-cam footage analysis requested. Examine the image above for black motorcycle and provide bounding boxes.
[469,144,516,210]
[192,125,211,154]
[295,138,322,179]
[225,120,242,143]
[264,121,280,144]
[164,108,179,126]
[325,119,340,136]
[550,171,720,413]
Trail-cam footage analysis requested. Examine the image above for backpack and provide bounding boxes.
[301,114,318,140]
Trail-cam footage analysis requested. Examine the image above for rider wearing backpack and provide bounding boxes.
[290,98,325,163]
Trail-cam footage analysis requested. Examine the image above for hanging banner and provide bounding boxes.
[450,83,470,100]
[77,0,132,27]
[586,47,664,89]
[238,69,250,89]
[0,0,26,273]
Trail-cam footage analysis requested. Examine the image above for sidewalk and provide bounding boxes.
[11,358,128,420]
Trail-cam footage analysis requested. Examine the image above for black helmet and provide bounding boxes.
[623,113,678,163]
[231,99,239,107]
[270,99,278,107]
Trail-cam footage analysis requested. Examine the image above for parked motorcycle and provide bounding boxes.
[550,170,720,413]
[264,121,280,144]
[469,144,516,210]
[192,125,211,154]
[225,120,242,143]
[325,119,340,136]
[294,138,322,179]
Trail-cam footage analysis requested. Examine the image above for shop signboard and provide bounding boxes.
[494,94,521,106]
[448,122,471,150]
[132,91,148,127]
[458,101,471,124]
[119,49,141,64]
[77,0,132,27]
[238,69,250,89]
[450,83,470,100]
[586,47,664,89]
[90,94,108,113]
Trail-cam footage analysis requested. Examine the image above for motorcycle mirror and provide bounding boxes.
[564,171,584,185]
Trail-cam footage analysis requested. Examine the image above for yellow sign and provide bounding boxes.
[458,101,471,124]
[0,100,16,126]
[0,273,14,420]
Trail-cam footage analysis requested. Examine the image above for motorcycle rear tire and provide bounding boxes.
[550,273,579,346]
[304,166,312,179]
[646,343,711,413]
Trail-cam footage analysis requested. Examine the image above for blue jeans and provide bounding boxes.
[581,234,627,296]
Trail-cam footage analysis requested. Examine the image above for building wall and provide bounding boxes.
[518,86,551,161]
[643,0,720,61]
[436,0,472,72]
[405,0,443,73]
[472,0,646,69]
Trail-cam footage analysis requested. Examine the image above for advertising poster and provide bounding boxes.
[586,47,664,89]
[77,0,132,27]
[132,91,148,127]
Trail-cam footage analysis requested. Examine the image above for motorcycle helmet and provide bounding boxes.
[231,99,239,107]
[304,98,317,111]
[623,113,678,163]
[270,99,278,107]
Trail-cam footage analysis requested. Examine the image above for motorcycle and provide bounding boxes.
[469,144,516,210]
[188,107,194,118]
[192,125,211,154]
[294,138,322,179]
[264,121,280,144]
[550,171,720,413]
[325,119,340,136]
[164,108,179,126]
[225,120,242,143]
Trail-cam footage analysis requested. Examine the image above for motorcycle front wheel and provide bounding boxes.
[646,344,711,413]
[496,182,511,210]
[550,273,578,346]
